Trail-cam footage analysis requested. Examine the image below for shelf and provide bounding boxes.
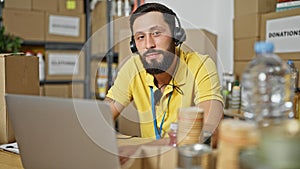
[91,52,118,62]
[22,41,84,50]
[40,80,85,85]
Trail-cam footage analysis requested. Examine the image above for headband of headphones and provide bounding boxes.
[130,10,186,53]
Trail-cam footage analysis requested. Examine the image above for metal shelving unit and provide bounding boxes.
[1,0,94,98]
[16,0,93,99]
[83,0,92,99]
[22,41,84,50]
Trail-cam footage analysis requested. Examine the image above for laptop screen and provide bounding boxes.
[5,94,120,169]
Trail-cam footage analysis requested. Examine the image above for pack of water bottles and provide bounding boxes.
[241,41,295,126]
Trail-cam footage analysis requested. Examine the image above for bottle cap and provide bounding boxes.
[287,60,294,66]
[36,52,43,57]
[25,51,33,56]
[170,122,178,131]
[255,41,274,54]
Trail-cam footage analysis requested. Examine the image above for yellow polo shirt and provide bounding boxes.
[107,50,223,138]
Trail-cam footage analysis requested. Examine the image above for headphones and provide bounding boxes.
[130,12,186,53]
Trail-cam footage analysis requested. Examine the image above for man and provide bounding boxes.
[105,3,223,143]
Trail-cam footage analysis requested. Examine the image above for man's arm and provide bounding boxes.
[104,97,124,120]
[197,99,224,147]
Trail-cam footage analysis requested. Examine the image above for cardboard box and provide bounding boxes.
[44,84,69,98]
[45,50,85,81]
[234,0,277,17]
[45,12,86,43]
[32,0,58,12]
[44,83,84,98]
[113,16,131,53]
[234,14,261,39]
[90,27,109,56]
[234,60,251,81]
[40,85,45,96]
[0,54,39,144]
[69,83,84,98]
[4,0,32,10]
[90,59,99,95]
[182,29,218,64]
[260,8,300,59]
[59,0,84,14]
[90,1,108,55]
[234,37,260,61]
[2,8,45,41]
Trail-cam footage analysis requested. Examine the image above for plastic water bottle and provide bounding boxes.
[287,60,299,92]
[241,41,293,127]
[36,52,45,82]
[124,0,131,16]
[229,80,241,111]
[168,122,178,147]
[287,60,299,119]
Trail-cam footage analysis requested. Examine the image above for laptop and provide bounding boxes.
[5,94,121,169]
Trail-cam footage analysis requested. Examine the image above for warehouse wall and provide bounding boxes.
[146,0,235,79]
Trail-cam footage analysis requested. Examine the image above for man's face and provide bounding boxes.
[132,12,176,74]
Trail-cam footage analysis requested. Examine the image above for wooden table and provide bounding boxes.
[0,149,23,169]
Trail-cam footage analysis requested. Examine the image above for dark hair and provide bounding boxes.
[129,3,176,36]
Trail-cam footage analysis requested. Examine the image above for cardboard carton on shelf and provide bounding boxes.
[260,8,300,60]
[43,83,84,98]
[2,8,45,41]
[59,0,85,14]
[44,84,70,98]
[32,0,59,12]
[45,12,86,43]
[234,37,260,61]
[45,50,85,81]
[182,29,218,64]
[234,60,251,81]
[4,0,32,10]
[234,0,277,17]
[0,54,39,144]
[70,83,84,98]
[234,14,261,39]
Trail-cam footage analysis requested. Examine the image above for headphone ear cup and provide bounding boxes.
[174,27,186,46]
[130,40,138,53]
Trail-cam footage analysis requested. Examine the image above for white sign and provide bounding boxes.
[48,53,79,75]
[266,15,300,53]
[49,15,80,37]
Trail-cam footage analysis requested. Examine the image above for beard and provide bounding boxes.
[140,48,176,75]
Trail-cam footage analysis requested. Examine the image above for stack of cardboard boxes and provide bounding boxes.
[234,0,300,87]
[233,0,278,80]
[2,0,86,98]
[3,0,85,42]
[260,7,300,86]
[0,54,39,144]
